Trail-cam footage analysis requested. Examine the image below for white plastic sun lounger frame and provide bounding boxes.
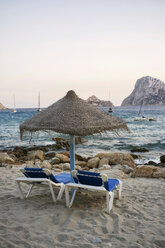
[15,169,65,202]
[65,171,122,213]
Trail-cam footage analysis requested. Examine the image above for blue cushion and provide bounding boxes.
[104,179,119,191]
[50,173,71,184]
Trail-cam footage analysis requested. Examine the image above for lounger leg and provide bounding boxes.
[15,181,24,199]
[65,186,77,207]
[70,189,77,207]
[49,182,56,202]
[106,191,114,213]
[65,186,70,207]
[117,180,122,200]
[57,184,65,200]
[26,184,34,198]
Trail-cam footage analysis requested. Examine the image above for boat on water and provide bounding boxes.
[134,116,156,121]
[108,107,113,113]
[12,95,17,113]
[108,91,113,113]
[134,100,156,121]
[37,92,41,112]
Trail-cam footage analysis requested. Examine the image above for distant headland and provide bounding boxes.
[86,95,113,107]
[121,76,165,106]
[0,102,7,109]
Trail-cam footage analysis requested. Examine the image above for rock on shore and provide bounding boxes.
[1,147,165,178]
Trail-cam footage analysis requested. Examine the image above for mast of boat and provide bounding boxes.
[138,100,144,116]
[108,91,113,113]
[37,92,41,112]
[12,94,17,113]
[109,91,110,102]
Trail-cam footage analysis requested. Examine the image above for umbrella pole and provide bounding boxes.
[70,135,75,182]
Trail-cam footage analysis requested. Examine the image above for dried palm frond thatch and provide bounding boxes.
[20,90,129,138]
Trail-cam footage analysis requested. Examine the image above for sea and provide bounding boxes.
[0,106,164,164]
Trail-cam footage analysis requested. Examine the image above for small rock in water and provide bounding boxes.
[130,153,142,159]
[92,237,102,244]
[147,160,157,166]
[131,147,149,153]
[160,155,165,163]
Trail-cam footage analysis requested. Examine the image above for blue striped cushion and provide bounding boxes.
[75,170,102,186]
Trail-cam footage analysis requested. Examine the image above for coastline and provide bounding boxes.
[0,106,165,247]
[0,106,165,164]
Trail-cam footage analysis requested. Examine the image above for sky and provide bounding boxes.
[0,0,165,108]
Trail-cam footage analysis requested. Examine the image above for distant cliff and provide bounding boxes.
[121,76,165,106]
[0,102,7,109]
[86,95,114,107]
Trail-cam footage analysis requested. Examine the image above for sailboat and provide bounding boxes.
[12,95,17,113]
[108,91,113,113]
[37,92,41,112]
[134,100,156,121]
[108,107,113,113]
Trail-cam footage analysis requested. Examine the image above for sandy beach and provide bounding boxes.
[0,166,164,248]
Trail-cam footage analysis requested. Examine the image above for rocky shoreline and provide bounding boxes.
[0,137,164,178]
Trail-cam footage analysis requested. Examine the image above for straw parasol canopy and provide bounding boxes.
[20,90,129,138]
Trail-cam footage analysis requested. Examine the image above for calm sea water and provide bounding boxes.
[0,106,164,163]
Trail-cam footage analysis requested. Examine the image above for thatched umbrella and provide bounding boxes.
[20,90,129,176]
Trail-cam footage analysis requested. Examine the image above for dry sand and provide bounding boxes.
[0,166,165,248]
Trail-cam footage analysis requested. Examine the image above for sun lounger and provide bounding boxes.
[65,170,122,213]
[15,168,71,202]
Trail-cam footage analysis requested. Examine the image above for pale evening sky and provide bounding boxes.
[0,0,165,108]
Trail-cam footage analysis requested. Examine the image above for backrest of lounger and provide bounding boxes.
[74,170,103,187]
[22,168,71,184]
[22,168,50,179]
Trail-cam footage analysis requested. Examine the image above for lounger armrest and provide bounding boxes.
[100,173,108,182]
[71,170,77,178]
[71,170,78,183]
